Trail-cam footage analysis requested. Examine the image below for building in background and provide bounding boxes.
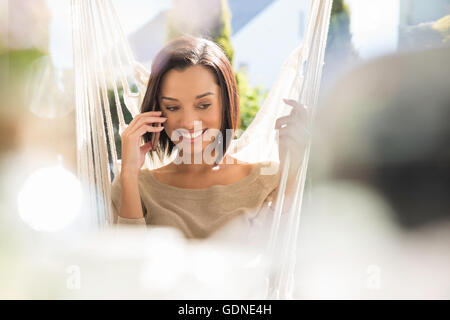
[127,0,308,89]
[230,0,309,88]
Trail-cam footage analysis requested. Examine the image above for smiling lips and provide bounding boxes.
[180,129,207,142]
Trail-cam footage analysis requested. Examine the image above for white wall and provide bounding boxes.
[231,0,310,89]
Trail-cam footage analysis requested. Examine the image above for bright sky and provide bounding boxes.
[346,0,400,59]
[47,0,400,69]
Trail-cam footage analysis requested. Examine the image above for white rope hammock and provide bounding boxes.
[71,0,154,227]
[71,0,332,299]
[263,0,333,299]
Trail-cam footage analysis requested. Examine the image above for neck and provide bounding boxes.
[171,149,233,174]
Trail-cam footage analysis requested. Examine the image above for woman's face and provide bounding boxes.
[158,65,223,156]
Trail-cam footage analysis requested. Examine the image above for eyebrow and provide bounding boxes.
[160,92,214,102]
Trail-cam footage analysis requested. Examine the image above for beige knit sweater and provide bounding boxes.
[110,161,281,239]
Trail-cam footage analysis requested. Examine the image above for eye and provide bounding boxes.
[198,104,211,110]
[166,106,179,111]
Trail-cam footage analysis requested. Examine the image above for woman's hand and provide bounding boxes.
[275,99,312,173]
[120,110,167,178]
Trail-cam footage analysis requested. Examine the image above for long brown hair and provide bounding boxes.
[141,35,240,164]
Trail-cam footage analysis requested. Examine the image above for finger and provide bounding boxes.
[290,105,309,121]
[283,98,305,109]
[283,98,309,116]
[125,110,163,132]
[129,125,164,140]
[275,116,290,129]
[275,114,310,130]
[129,110,162,124]
[283,98,309,112]
[128,116,167,136]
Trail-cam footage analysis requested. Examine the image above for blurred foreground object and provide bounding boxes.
[293,45,450,298]
[314,46,450,229]
[0,225,269,299]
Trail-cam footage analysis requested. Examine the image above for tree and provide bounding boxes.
[323,0,359,87]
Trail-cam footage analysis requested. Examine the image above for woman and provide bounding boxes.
[111,36,309,239]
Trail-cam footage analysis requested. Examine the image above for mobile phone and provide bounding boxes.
[151,123,160,147]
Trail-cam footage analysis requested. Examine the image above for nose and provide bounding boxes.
[178,111,203,132]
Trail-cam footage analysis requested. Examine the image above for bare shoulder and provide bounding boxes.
[219,156,254,176]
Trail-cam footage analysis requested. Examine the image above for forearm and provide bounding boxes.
[280,160,305,213]
[119,174,145,219]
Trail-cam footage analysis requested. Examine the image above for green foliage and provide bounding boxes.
[1,48,44,72]
[326,0,356,57]
[0,48,45,116]
[166,0,234,65]
[106,84,135,159]
[213,0,234,65]
[433,14,450,43]
[214,0,265,131]
[235,69,267,132]
[322,0,359,86]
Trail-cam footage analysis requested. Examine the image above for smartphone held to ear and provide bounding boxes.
[150,122,163,148]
